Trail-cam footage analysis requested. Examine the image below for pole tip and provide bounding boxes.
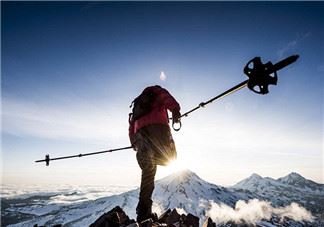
[45,154,50,166]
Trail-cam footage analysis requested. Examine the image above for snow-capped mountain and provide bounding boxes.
[232,172,324,214]
[277,172,324,194]
[153,170,250,217]
[234,172,324,196]
[3,170,248,227]
[2,170,323,227]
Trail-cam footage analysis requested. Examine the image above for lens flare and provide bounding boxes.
[160,71,166,81]
[158,158,189,177]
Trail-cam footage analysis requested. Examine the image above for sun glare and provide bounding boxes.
[158,158,189,177]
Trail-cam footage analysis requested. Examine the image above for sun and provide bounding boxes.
[158,157,189,177]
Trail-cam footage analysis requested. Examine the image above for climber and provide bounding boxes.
[128,85,181,223]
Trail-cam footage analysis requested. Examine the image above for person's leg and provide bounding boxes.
[136,142,157,222]
[134,125,176,222]
[145,124,177,166]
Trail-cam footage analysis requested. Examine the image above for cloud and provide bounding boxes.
[2,98,128,143]
[277,32,311,58]
[205,199,313,225]
[274,202,314,222]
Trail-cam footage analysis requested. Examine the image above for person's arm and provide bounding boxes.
[128,120,136,150]
[153,86,180,112]
[152,86,181,123]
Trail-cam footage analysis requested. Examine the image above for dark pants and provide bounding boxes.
[135,124,176,222]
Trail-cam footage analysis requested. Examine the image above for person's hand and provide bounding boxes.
[131,141,137,151]
[130,135,139,151]
[172,110,181,124]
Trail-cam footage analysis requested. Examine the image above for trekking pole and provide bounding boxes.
[171,55,299,131]
[35,146,133,166]
[35,55,299,164]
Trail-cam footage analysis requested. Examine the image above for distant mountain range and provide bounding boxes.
[2,170,323,226]
[232,172,324,215]
[234,172,323,194]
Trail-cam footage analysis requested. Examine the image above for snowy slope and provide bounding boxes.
[2,170,323,227]
[3,170,249,227]
[153,170,250,217]
[3,189,139,227]
[233,172,324,196]
[232,172,324,215]
[277,172,324,195]
[1,170,249,226]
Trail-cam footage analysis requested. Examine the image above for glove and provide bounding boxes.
[130,136,138,151]
[172,110,181,124]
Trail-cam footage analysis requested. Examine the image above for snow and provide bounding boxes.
[3,170,322,227]
[232,172,324,207]
[1,184,135,201]
[257,221,276,227]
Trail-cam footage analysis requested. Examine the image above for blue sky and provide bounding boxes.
[2,2,323,187]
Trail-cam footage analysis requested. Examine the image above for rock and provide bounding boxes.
[158,209,172,223]
[126,223,139,227]
[151,212,159,222]
[90,206,200,227]
[90,206,135,227]
[139,218,153,227]
[202,217,216,227]
[166,209,181,225]
[183,213,199,227]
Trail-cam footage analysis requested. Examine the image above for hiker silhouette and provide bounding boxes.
[129,85,181,222]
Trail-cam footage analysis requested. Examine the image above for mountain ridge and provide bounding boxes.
[232,171,324,195]
[2,169,323,227]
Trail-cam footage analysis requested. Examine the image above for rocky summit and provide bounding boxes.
[89,206,200,227]
[88,206,315,227]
